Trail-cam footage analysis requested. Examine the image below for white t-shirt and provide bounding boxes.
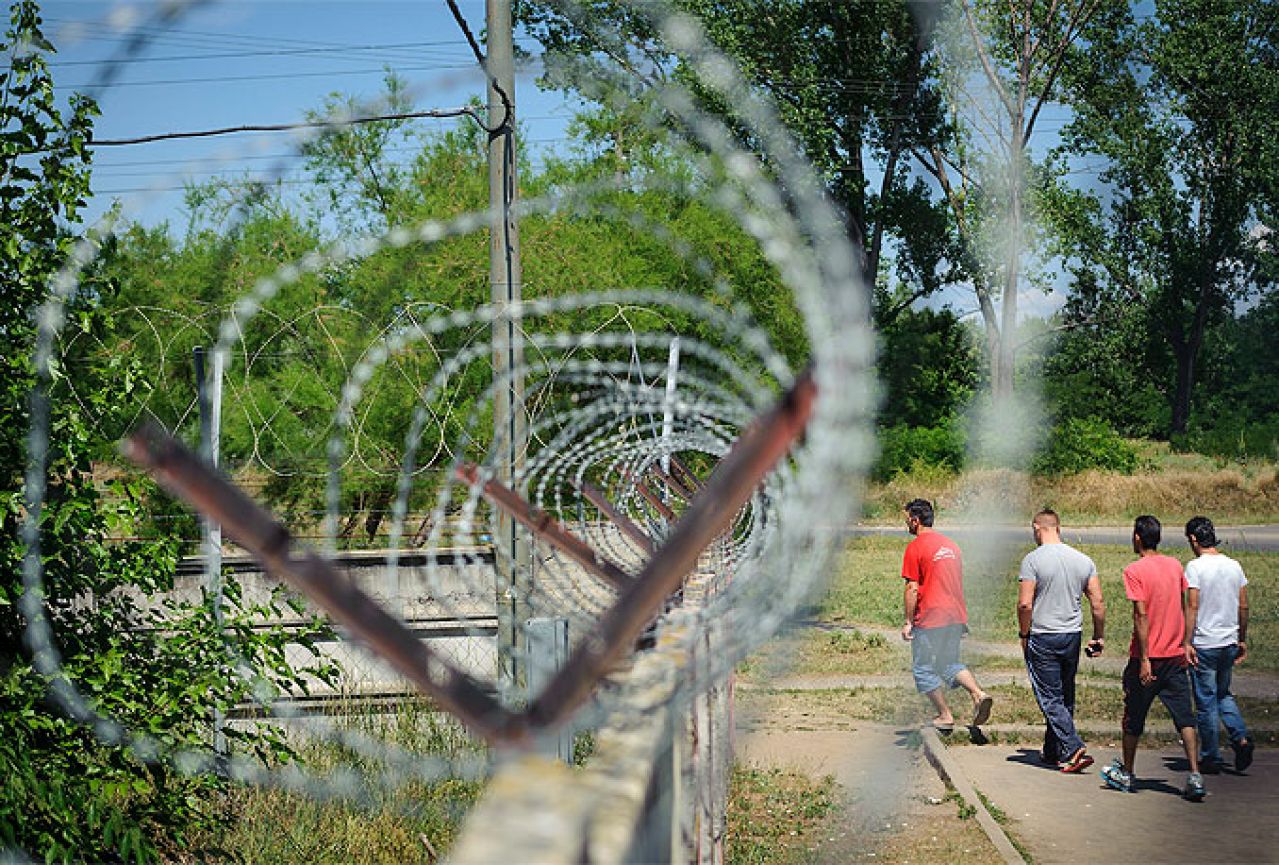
[1185,553,1248,649]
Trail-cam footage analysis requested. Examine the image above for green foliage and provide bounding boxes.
[516,0,965,317]
[876,306,979,428]
[1040,303,1169,438]
[1032,416,1140,476]
[0,6,337,860]
[874,417,966,481]
[1046,0,1279,435]
[1176,413,1279,461]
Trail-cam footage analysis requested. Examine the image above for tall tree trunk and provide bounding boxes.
[1167,274,1214,435]
[1170,343,1196,436]
[994,134,1025,401]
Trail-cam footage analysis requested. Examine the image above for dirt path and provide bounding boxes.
[734,725,930,860]
[735,701,998,862]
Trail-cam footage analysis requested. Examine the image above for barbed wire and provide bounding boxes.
[18,0,875,854]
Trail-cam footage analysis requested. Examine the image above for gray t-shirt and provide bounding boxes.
[1019,543,1098,634]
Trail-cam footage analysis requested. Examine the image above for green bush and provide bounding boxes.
[874,418,966,481]
[1176,411,1279,461]
[1034,417,1140,475]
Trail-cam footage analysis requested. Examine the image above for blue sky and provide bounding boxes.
[38,0,1076,319]
[43,0,579,228]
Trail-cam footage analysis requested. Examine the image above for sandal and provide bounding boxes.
[971,694,993,727]
[931,720,955,735]
[1060,748,1095,773]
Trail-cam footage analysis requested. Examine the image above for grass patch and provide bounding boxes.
[189,703,486,863]
[823,538,1279,673]
[726,765,836,865]
[741,681,1279,742]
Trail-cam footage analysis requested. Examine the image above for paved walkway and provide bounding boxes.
[947,742,1279,864]
[739,619,1279,863]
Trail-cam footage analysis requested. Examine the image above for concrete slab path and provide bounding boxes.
[945,742,1279,864]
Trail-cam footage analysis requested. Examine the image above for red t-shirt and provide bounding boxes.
[902,531,968,628]
[1123,554,1189,660]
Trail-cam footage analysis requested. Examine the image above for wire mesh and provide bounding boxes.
[17,0,876,850]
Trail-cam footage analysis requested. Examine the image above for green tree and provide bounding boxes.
[876,305,979,428]
[1,6,333,860]
[515,0,962,322]
[926,0,1112,399]
[1045,0,1278,434]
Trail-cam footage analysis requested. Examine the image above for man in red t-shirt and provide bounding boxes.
[1100,515,1206,802]
[901,498,993,733]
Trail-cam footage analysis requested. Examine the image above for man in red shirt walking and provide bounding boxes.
[1100,515,1206,801]
[901,499,993,733]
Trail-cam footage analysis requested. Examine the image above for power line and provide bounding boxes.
[56,62,483,90]
[87,108,486,148]
[48,40,517,68]
[442,0,512,132]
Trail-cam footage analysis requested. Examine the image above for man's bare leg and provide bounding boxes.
[1180,726,1201,774]
[1122,732,1140,774]
[954,669,993,723]
[925,687,954,726]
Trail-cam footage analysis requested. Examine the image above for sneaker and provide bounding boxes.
[1183,772,1206,802]
[1101,759,1133,793]
[1234,739,1255,772]
[1199,758,1222,775]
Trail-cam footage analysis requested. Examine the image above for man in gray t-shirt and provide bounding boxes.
[1017,509,1106,772]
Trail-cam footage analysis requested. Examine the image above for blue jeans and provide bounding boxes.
[911,623,967,694]
[1024,632,1085,761]
[1192,644,1250,763]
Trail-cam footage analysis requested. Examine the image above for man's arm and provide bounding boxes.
[1184,588,1199,666]
[1084,575,1105,655]
[902,580,919,641]
[1237,585,1250,664]
[1133,599,1153,684]
[1017,580,1035,649]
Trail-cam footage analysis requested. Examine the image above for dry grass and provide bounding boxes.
[862,463,1279,524]
[185,705,485,864]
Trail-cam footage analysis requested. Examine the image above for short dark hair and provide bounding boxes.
[905,498,934,527]
[1133,515,1161,550]
[1034,508,1060,529]
[1185,516,1219,548]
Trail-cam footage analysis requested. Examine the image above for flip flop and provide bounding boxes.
[971,694,993,727]
[1060,749,1095,773]
[931,720,954,734]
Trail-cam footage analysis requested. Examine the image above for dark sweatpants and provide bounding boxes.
[1025,631,1085,762]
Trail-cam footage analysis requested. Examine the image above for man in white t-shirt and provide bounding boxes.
[1185,516,1254,773]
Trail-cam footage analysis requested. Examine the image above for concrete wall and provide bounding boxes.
[447,572,733,865]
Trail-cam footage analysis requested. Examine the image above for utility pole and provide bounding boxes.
[486,0,529,695]
[193,346,226,753]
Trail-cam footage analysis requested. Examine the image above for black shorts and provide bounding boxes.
[1121,656,1195,736]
